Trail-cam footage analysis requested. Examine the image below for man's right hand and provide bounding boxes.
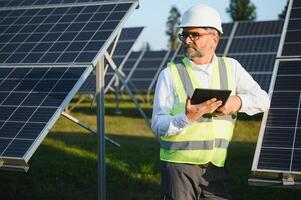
[185,97,222,122]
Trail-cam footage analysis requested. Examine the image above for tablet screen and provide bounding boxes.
[190,88,232,106]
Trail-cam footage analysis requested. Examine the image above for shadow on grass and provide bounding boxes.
[70,104,153,119]
[0,132,161,200]
[1,133,301,200]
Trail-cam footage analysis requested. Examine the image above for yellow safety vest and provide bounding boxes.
[160,57,236,167]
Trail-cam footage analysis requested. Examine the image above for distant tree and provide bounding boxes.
[140,42,151,51]
[166,6,181,50]
[279,0,289,19]
[226,0,257,21]
[145,42,151,51]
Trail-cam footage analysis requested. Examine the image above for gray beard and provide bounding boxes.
[185,47,203,59]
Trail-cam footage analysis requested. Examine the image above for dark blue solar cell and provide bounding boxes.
[91,13,108,21]
[0,92,9,104]
[42,93,68,107]
[34,80,57,92]
[6,53,27,63]
[92,30,112,40]
[0,122,24,138]
[59,14,77,23]
[41,33,62,42]
[100,21,119,30]
[29,107,57,123]
[258,148,292,171]
[115,3,132,11]
[0,68,14,78]
[15,80,39,91]
[44,68,67,78]
[44,15,61,24]
[49,42,69,52]
[20,24,38,33]
[0,138,11,155]
[75,31,95,41]
[0,106,16,121]
[36,24,53,33]
[8,68,31,78]
[0,34,14,43]
[16,123,46,139]
[2,139,34,157]
[25,33,44,42]
[58,32,78,41]
[23,53,44,63]
[83,22,102,31]
[40,53,61,63]
[52,80,77,92]
[66,22,85,32]
[22,92,48,106]
[0,53,11,63]
[16,43,36,53]
[51,23,69,32]
[53,7,69,15]
[74,13,93,22]
[1,43,20,52]
[28,16,47,24]
[67,6,84,14]
[63,67,86,79]
[33,45,56,56]
[75,52,97,63]
[82,5,99,13]
[99,4,115,12]
[56,52,78,63]
[25,68,48,79]
[266,108,298,127]
[10,107,36,121]
[84,41,105,51]
[66,42,87,52]
[2,93,28,105]
[11,34,30,43]
[107,12,126,20]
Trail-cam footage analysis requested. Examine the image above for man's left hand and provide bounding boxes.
[215,96,242,116]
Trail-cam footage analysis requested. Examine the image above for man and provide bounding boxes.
[151,4,270,200]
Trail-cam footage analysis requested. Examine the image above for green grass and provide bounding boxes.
[1,94,301,199]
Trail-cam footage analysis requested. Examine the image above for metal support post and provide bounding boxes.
[96,56,106,200]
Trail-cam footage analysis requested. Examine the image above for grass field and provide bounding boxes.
[1,94,301,200]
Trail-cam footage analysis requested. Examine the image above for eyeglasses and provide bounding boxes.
[178,31,214,42]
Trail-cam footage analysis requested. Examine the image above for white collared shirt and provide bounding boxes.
[151,56,270,137]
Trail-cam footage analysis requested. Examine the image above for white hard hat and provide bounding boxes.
[178,4,223,34]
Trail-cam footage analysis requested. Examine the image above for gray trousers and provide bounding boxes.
[161,161,232,200]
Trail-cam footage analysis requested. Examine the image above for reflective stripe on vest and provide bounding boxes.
[160,56,236,167]
[160,138,230,150]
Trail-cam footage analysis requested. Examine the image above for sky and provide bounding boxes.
[124,0,288,50]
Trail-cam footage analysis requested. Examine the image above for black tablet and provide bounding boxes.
[190,88,232,106]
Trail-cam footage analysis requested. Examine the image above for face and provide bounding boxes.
[180,27,218,60]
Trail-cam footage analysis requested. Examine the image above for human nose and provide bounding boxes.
[184,35,193,44]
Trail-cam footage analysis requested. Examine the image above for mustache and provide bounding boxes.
[184,44,196,49]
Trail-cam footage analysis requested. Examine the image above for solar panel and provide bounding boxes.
[127,50,171,92]
[0,66,92,170]
[227,20,283,92]
[252,0,301,175]
[0,0,116,8]
[0,0,138,171]
[281,5,301,57]
[79,26,144,93]
[0,2,135,65]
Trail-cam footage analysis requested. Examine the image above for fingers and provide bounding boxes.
[185,98,222,122]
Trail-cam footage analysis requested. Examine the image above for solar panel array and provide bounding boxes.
[128,20,283,93]
[252,0,301,174]
[0,66,92,168]
[228,20,283,92]
[124,50,173,92]
[78,26,144,93]
[0,0,138,170]
[0,3,134,65]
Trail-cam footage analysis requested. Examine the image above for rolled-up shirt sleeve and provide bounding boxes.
[233,59,270,115]
[151,68,192,137]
